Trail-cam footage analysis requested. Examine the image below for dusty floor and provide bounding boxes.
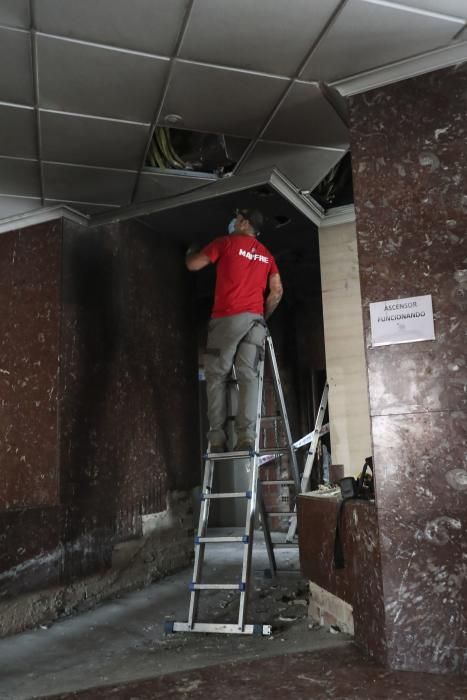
[2,533,465,700]
[0,534,350,700]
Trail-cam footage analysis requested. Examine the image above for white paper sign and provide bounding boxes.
[370,294,435,347]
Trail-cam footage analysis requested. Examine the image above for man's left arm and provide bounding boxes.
[264,272,283,319]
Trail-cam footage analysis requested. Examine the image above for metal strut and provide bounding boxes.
[286,382,329,542]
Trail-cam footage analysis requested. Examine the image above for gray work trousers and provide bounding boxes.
[204,313,267,446]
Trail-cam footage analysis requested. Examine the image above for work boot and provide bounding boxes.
[209,442,226,454]
[234,437,255,452]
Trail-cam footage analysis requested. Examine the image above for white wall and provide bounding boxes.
[319,212,371,476]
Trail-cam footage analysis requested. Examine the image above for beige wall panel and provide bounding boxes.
[319,219,371,476]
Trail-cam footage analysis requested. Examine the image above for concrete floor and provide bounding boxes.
[0,533,351,700]
[3,532,465,700]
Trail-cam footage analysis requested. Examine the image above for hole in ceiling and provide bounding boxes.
[145,127,248,177]
[311,153,353,209]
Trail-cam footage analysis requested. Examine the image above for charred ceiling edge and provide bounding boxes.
[0,168,326,233]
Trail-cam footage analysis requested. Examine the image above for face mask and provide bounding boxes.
[227,217,237,235]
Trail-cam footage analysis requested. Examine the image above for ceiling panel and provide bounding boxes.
[179,0,342,76]
[0,106,37,159]
[264,82,349,149]
[401,1,467,18]
[43,163,137,204]
[0,157,41,197]
[37,35,169,122]
[161,62,287,138]
[135,171,217,203]
[0,1,30,29]
[41,111,150,170]
[238,141,345,191]
[302,0,464,82]
[0,28,34,106]
[0,196,41,220]
[35,0,189,55]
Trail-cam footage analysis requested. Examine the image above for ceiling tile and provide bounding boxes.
[135,171,217,203]
[264,83,349,149]
[0,106,37,159]
[238,141,345,191]
[40,111,150,170]
[43,163,137,204]
[35,0,189,55]
[0,157,41,197]
[0,196,41,220]
[37,35,169,122]
[302,0,464,82]
[0,1,30,29]
[161,62,287,138]
[0,28,34,105]
[180,0,342,76]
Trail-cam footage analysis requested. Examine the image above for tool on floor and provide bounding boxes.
[286,382,329,542]
[165,334,299,636]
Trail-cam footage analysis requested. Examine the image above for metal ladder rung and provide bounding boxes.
[261,415,281,422]
[172,622,271,636]
[190,583,244,591]
[202,491,251,500]
[260,479,294,485]
[195,536,249,544]
[263,511,293,517]
[205,450,253,461]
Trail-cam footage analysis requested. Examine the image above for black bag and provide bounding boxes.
[334,457,374,569]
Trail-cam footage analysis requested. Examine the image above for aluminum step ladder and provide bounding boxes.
[286,381,329,541]
[166,335,298,636]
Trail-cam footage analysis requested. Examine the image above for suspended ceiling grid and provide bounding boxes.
[0,0,466,219]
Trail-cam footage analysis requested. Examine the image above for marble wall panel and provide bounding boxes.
[0,222,61,511]
[349,63,467,673]
[298,495,386,662]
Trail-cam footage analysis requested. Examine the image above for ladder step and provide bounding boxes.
[201,491,251,500]
[260,480,295,485]
[205,450,253,461]
[260,415,282,423]
[263,512,294,517]
[189,583,246,591]
[205,447,289,461]
[171,622,272,636]
[195,535,249,544]
[272,541,298,548]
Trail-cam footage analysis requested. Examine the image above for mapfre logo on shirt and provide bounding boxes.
[238,248,269,264]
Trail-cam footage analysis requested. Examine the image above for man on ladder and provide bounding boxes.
[186,207,283,452]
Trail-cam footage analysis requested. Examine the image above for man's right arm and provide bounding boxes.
[185,251,212,271]
[264,272,283,319]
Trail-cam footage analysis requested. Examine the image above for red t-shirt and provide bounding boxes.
[202,234,279,318]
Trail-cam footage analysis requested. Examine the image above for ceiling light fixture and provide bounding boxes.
[164,113,183,124]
